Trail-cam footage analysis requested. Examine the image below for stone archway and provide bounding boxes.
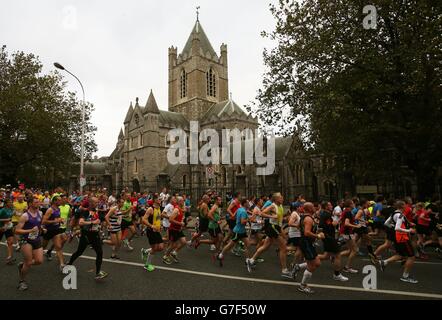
[132,178,140,193]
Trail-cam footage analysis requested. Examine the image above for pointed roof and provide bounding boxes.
[124,102,134,124]
[118,128,124,139]
[181,20,218,59]
[144,90,160,114]
[201,99,250,122]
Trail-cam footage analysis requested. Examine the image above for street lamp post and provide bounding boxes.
[54,62,86,194]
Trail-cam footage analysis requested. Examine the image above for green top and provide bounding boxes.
[0,207,13,228]
[59,204,71,229]
[122,200,132,222]
[208,208,220,230]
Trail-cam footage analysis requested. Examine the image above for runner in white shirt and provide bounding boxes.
[161,196,176,242]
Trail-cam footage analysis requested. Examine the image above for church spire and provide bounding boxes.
[196,6,200,22]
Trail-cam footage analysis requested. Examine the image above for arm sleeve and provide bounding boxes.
[395,216,410,233]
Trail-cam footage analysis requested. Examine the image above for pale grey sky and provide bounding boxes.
[0,0,276,156]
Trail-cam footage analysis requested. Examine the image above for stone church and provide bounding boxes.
[105,18,310,202]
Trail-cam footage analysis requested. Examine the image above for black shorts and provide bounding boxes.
[416,224,431,236]
[395,241,414,258]
[168,229,185,242]
[323,237,340,254]
[299,238,317,261]
[43,228,63,241]
[373,220,385,230]
[354,226,369,235]
[185,211,191,218]
[199,218,209,233]
[231,232,247,242]
[265,224,281,239]
[209,227,222,238]
[22,238,42,250]
[386,227,396,242]
[146,229,163,245]
[287,237,300,247]
[227,219,236,231]
[0,228,14,240]
[121,220,133,230]
[99,212,107,223]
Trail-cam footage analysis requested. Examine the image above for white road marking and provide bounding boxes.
[1,242,441,299]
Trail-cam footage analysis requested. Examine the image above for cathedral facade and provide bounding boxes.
[105,18,309,202]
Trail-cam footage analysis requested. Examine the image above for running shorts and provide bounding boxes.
[121,219,133,230]
[231,232,247,242]
[386,227,396,242]
[354,226,368,235]
[372,220,384,230]
[0,229,14,240]
[209,227,222,238]
[227,219,236,231]
[416,224,431,236]
[395,241,414,258]
[21,238,42,250]
[299,238,317,261]
[146,229,163,245]
[323,237,340,254]
[265,224,281,239]
[199,217,209,233]
[43,228,63,241]
[168,229,185,242]
[287,237,300,247]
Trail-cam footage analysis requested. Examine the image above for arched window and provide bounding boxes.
[134,158,138,173]
[180,69,187,99]
[221,166,227,186]
[182,175,187,188]
[206,68,216,97]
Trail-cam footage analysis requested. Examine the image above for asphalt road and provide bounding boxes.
[1,227,441,300]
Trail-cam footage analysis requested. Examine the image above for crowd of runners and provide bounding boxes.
[0,185,441,294]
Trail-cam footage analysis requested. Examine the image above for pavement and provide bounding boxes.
[1,224,441,300]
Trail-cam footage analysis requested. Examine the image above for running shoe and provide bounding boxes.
[245,259,255,273]
[170,251,179,263]
[6,257,16,265]
[400,276,418,284]
[110,255,120,260]
[210,244,216,251]
[59,264,66,273]
[292,264,301,280]
[368,253,378,265]
[256,258,265,263]
[194,238,201,250]
[186,240,193,248]
[216,254,224,267]
[342,267,358,274]
[162,255,173,265]
[45,251,53,261]
[95,271,108,280]
[14,243,21,252]
[333,274,349,282]
[298,285,314,294]
[140,248,148,262]
[17,281,28,291]
[144,264,155,272]
[281,269,293,279]
[379,260,386,272]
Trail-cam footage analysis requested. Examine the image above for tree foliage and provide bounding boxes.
[0,45,97,185]
[250,0,442,197]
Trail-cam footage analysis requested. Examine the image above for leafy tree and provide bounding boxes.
[250,0,442,198]
[0,45,97,186]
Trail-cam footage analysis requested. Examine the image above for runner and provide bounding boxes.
[12,194,28,251]
[317,201,348,282]
[246,193,291,278]
[0,198,16,265]
[197,196,223,254]
[339,199,361,274]
[161,196,176,242]
[67,197,108,280]
[15,198,43,291]
[374,198,396,258]
[354,199,378,264]
[190,195,210,248]
[292,202,325,294]
[378,200,418,283]
[163,196,187,264]
[141,196,164,271]
[248,197,265,263]
[104,198,124,259]
[217,198,251,268]
[224,192,241,251]
[121,193,136,251]
[286,202,302,268]
[42,195,66,270]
